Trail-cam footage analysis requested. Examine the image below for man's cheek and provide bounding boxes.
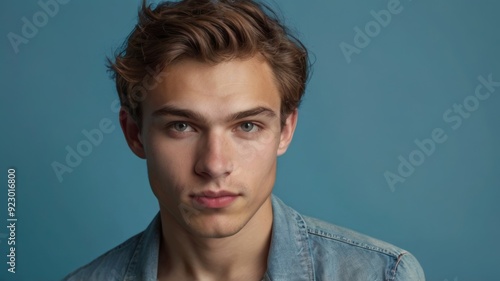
[236,130,280,160]
[148,159,180,189]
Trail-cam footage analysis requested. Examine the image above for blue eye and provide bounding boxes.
[173,122,190,132]
[240,122,256,132]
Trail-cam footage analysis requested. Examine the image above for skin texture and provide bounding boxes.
[120,55,298,281]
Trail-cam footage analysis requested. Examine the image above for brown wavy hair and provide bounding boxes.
[108,0,309,127]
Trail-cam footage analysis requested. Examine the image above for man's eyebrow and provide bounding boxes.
[152,105,207,122]
[228,106,277,121]
[152,105,277,122]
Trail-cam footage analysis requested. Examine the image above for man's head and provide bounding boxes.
[110,0,309,127]
[110,0,309,238]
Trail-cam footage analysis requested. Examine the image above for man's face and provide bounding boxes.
[121,56,297,238]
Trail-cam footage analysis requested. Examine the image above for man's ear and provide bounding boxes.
[277,109,298,156]
[119,108,146,159]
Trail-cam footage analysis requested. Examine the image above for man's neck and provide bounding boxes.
[157,197,273,281]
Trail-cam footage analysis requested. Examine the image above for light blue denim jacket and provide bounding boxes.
[63,196,425,280]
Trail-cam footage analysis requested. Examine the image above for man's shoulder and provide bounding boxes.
[271,196,424,280]
[62,231,143,281]
[304,214,404,255]
[302,214,425,280]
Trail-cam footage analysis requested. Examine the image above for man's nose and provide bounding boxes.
[194,132,234,179]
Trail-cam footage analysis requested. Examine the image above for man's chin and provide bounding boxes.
[183,208,252,235]
[186,220,246,239]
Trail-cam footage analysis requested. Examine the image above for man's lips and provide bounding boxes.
[190,190,240,209]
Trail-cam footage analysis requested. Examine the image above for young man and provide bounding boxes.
[64,0,425,280]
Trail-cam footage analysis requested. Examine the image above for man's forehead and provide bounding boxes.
[144,56,281,112]
[157,56,274,82]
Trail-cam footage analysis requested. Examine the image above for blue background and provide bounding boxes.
[1,0,499,280]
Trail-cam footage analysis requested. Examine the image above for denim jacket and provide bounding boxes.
[63,196,425,280]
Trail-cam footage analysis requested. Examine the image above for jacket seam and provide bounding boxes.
[387,252,408,281]
[307,228,401,257]
[292,211,316,281]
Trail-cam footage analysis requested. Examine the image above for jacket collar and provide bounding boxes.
[264,195,314,281]
[124,213,161,281]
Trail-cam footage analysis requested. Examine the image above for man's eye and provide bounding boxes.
[239,122,258,132]
[171,122,192,132]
